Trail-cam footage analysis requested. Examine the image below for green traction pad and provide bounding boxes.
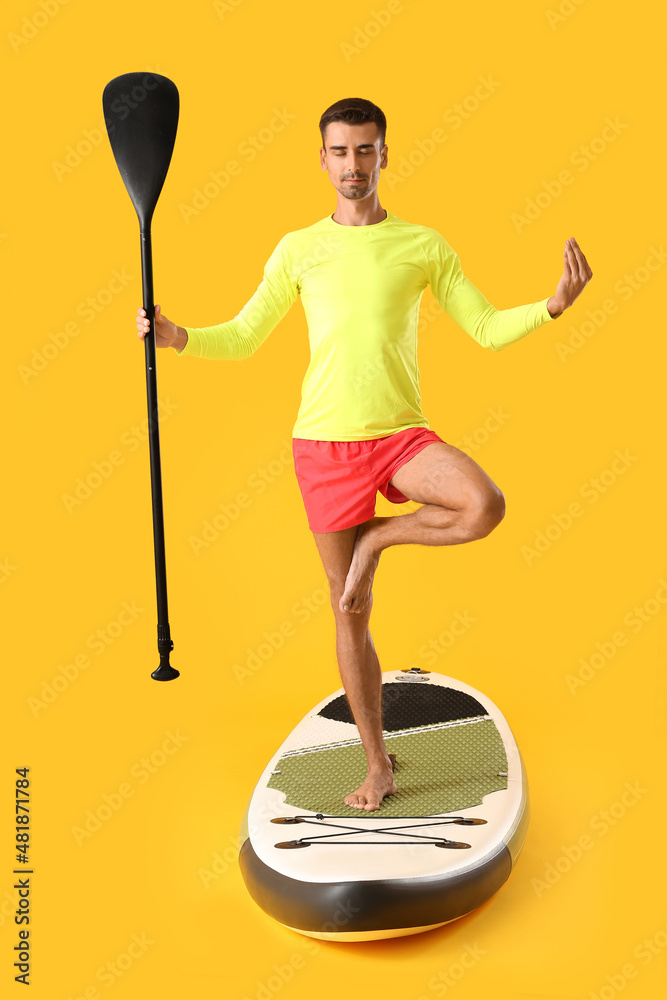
[267,718,508,817]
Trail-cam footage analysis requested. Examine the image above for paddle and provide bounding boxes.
[102,72,180,681]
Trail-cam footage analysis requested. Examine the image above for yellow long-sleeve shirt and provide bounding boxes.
[175,209,554,440]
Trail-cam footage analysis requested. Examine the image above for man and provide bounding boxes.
[136,97,592,812]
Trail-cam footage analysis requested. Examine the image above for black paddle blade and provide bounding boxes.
[103,73,179,229]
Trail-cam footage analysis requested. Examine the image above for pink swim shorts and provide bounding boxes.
[292,426,446,533]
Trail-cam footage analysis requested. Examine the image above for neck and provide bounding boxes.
[331,197,387,227]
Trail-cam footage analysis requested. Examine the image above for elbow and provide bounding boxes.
[239,338,261,360]
[478,335,505,352]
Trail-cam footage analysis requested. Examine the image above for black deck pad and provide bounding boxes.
[318,682,488,733]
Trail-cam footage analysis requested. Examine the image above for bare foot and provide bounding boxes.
[339,518,384,614]
[344,758,397,812]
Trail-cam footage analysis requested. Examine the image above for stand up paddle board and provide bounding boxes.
[239,667,529,941]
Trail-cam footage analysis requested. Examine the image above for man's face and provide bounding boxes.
[320,121,387,202]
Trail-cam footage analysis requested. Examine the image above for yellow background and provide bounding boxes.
[2,0,665,996]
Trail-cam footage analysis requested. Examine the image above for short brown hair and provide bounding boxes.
[319,98,387,149]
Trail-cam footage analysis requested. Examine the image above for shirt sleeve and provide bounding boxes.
[428,233,554,351]
[174,236,298,359]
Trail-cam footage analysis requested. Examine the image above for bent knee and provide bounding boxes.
[330,591,373,618]
[466,487,506,539]
[326,575,347,608]
[327,583,373,621]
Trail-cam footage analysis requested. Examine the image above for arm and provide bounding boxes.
[175,236,298,359]
[429,234,593,350]
[429,235,554,351]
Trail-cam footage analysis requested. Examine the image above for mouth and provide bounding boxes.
[345,178,364,183]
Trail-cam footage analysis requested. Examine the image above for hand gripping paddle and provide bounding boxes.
[103,72,180,681]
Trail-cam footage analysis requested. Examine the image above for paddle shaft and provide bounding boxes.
[140,227,175,676]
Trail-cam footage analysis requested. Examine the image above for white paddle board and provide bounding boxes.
[238,667,529,941]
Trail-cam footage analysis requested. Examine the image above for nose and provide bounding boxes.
[345,152,363,174]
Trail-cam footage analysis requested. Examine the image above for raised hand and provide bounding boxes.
[548,238,593,317]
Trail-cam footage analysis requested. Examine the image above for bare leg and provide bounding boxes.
[308,441,504,807]
[339,441,506,614]
[312,525,396,811]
